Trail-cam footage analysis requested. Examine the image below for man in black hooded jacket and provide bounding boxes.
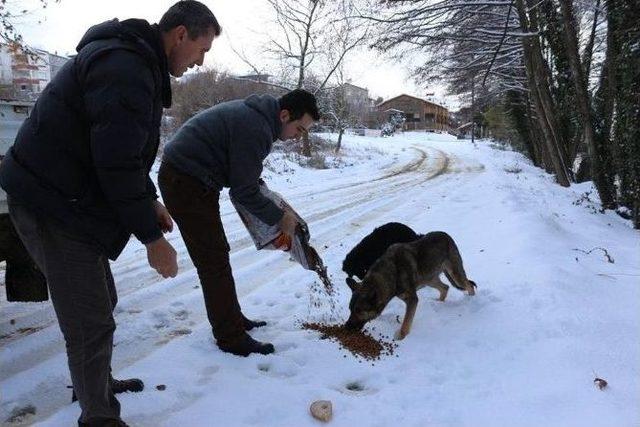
[0,2,220,425]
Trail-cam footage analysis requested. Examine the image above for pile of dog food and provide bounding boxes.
[302,322,397,361]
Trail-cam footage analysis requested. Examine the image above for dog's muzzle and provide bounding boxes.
[344,318,366,331]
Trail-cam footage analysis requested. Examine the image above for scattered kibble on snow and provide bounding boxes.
[594,378,608,390]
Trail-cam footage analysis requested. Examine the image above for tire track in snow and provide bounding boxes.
[0,147,431,338]
[0,146,451,375]
[1,145,484,425]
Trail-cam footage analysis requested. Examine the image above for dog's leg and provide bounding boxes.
[426,276,449,302]
[396,294,418,340]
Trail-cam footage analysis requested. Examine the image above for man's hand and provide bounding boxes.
[146,236,178,278]
[273,232,292,251]
[279,209,298,240]
[154,200,173,233]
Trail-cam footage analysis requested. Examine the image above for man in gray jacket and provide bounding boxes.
[159,89,319,356]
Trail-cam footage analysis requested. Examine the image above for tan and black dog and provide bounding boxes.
[345,231,476,340]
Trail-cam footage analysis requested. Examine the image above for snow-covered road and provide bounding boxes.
[2,132,638,426]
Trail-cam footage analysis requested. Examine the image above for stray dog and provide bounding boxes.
[345,231,477,340]
[342,222,420,280]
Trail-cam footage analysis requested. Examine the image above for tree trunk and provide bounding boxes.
[581,0,600,80]
[515,0,571,186]
[302,132,312,157]
[606,0,640,228]
[592,24,616,178]
[558,0,616,208]
[335,128,344,153]
[471,75,475,145]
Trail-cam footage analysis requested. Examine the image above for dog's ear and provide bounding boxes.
[346,277,360,291]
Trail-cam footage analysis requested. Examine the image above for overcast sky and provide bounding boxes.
[14,0,460,109]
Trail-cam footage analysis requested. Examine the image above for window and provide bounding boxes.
[406,112,421,123]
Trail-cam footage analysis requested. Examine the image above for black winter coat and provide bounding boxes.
[0,18,172,259]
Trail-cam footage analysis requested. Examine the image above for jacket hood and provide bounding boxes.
[244,94,282,141]
[77,18,172,107]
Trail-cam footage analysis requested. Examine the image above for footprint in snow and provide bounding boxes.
[338,381,378,396]
[173,309,189,321]
[256,362,298,378]
[167,328,192,337]
[276,342,298,352]
[196,365,220,385]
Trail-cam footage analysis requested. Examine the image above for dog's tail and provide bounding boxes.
[444,270,466,291]
[443,235,476,295]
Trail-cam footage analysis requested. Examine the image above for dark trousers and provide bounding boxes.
[158,161,245,346]
[0,213,48,302]
[8,200,121,426]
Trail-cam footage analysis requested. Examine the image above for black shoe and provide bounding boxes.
[71,376,144,402]
[78,419,129,427]
[218,333,275,357]
[112,377,144,394]
[242,315,267,331]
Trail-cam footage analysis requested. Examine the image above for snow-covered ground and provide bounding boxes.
[1,132,639,426]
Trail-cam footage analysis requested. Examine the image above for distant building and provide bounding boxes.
[235,73,273,82]
[230,73,288,96]
[0,43,69,100]
[48,52,68,79]
[376,94,449,132]
[341,82,369,108]
[343,82,375,126]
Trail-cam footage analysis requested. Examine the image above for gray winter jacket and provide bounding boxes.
[163,94,284,225]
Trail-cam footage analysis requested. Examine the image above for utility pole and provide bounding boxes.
[471,74,476,145]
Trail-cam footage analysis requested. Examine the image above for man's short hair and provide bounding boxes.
[279,89,320,121]
[159,1,222,39]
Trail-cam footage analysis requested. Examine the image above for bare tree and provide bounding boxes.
[257,0,369,155]
[558,0,615,206]
[1,1,60,49]
[265,0,329,89]
[167,68,287,133]
[317,66,366,153]
[363,0,574,185]
[362,0,639,221]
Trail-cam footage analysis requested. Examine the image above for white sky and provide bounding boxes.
[14,0,460,109]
